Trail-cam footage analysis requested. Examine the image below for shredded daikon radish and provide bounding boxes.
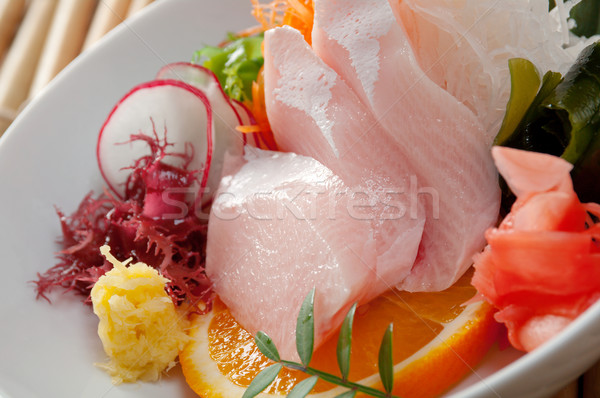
[394,0,598,142]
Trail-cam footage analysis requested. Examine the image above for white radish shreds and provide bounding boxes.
[397,0,594,142]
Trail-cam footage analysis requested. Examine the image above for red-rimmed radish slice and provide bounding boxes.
[97,79,213,207]
[157,62,226,105]
[230,99,252,125]
[230,99,260,147]
[156,62,244,198]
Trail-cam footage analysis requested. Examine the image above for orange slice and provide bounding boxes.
[180,269,500,398]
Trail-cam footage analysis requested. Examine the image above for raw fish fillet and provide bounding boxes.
[305,0,499,291]
[264,26,425,295]
[205,148,377,360]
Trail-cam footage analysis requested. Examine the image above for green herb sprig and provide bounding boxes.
[242,288,401,398]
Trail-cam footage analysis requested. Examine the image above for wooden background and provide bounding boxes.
[0,0,596,397]
[0,0,154,135]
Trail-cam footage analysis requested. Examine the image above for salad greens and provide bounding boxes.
[496,41,600,206]
[193,34,264,103]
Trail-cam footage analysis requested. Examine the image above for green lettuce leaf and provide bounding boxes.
[193,34,264,102]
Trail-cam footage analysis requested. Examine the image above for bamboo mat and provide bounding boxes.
[549,354,600,398]
[0,0,597,397]
[0,0,155,136]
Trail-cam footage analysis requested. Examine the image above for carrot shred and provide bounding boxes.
[250,0,314,43]
[285,0,312,25]
[282,0,314,44]
[250,0,288,31]
[236,125,263,133]
[236,0,315,151]
[250,70,278,150]
[234,25,265,39]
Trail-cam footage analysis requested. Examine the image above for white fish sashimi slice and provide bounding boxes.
[156,62,245,202]
[312,0,500,291]
[263,26,425,296]
[205,148,377,360]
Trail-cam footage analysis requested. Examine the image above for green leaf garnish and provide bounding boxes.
[494,58,542,146]
[569,0,600,38]
[494,61,563,152]
[548,0,600,38]
[242,363,283,398]
[255,331,281,362]
[193,34,264,103]
[287,375,318,398]
[296,287,316,367]
[334,391,358,398]
[495,41,600,206]
[548,43,600,164]
[337,303,357,381]
[378,324,394,395]
[245,289,401,398]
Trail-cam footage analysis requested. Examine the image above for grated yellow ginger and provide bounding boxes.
[90,245,190,384]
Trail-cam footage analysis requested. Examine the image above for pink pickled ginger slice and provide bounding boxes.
[473,147,600,352]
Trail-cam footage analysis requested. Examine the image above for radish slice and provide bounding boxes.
[156,62,228,106]
[230,98,253,125]
[230,98,260,147]
[97,79,213,208]
[156,62,245,196]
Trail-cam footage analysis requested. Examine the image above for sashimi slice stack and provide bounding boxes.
[205,0,501,359]
[263,24,426,294]
[308,0,499,292]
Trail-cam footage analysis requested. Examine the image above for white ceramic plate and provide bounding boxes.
[0,1,599,397]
